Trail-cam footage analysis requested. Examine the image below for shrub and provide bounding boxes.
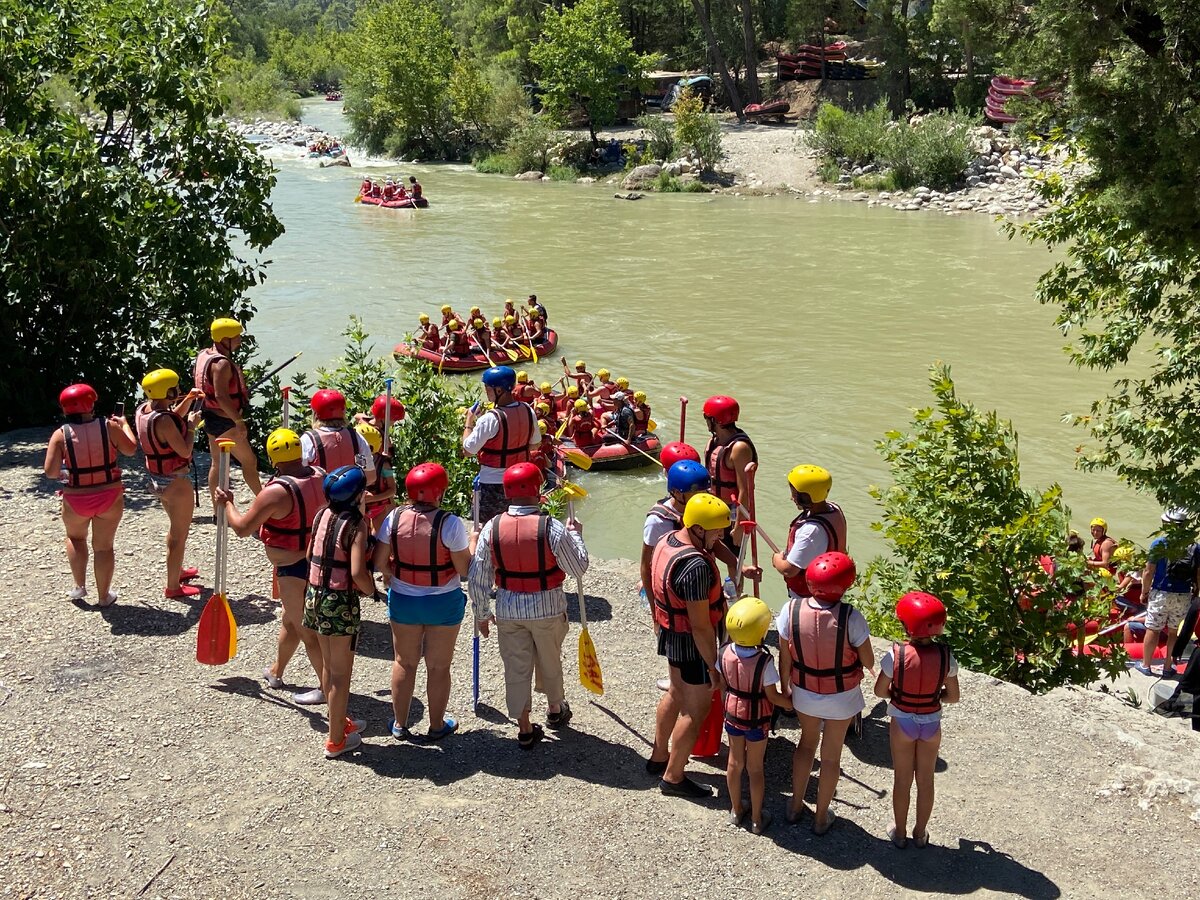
[546,164,579,181]
[503,112,553,172]
[636,112,675,161]
[673,89,723,170]
[681,178,709,193]
[654,170,682,192]
[219,54,302,120]
[817,157,842,183]
[879,111,974,190]
[811,100,889,165]
[473,152,521,175]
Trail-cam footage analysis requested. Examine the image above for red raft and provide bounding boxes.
[393,329,558,373]
[563,433,661,471]
[361,195,429,209]
[743,100,789,121]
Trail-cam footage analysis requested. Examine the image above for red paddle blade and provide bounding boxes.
[196,592,233,665]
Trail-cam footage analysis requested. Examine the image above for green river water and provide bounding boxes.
[247,101,1160,578]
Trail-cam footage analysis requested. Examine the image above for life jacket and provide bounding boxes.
[194,346,249,414]
[633,403,651,432]
[889,641,950,715]
[259,469,327,552]
[593,381,614,403]
[389,506,458,587]
[532,436,556,473]
[786,597,863,694]
[646,497,682,534]
[448,330,470,355]
[383,184,395,200]
[308,507,358,592]
[303,426,359,471]
[721,643,773,730]
[477,403,535,469]
[515,383,539,404]
[705,431,758,504]
[784,502,848,596]
[651,530,722,634]
[420,326,441,351]
[490,512,566,593]
[572,415,598,447]
[396,186,409,199]
[61,419,121,489]
[410,182,423,199]
[134,402,190,476]
[1091,538,1116,573]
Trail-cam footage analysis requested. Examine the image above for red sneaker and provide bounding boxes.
[164,584,202,599]
[180,567,200,581]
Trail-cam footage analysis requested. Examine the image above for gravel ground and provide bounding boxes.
[3,425,1198,899]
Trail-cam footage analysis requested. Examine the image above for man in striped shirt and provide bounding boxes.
[469,463,589,749]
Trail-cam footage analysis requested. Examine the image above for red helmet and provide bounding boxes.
[372,394,406,424]
[805,551,856,601]
[660,441,701,472]
[503,462,543,498]
[895,592,947,639]
[59,383,97,415]
[405,462,448,504]
[702,395,739,426]
[310,389,346,420]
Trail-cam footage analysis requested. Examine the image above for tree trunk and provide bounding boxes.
[739,0,759,104]
[689,0,744,119]
[963,19,974,81]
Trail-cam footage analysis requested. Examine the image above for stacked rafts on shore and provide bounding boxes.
[985,76,1055,125]
[777,42,880,81]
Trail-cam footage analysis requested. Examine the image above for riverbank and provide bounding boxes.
[3,426,1197,897]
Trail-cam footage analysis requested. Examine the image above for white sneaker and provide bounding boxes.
[345,717,367,735]
[324,731,362,759]
[67,586,86,601]
[262,667,284,689]
[293,688,327,706]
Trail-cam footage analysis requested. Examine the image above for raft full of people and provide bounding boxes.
[357,176,427,209]
[393,295,556,372]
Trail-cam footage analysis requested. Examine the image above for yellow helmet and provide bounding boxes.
[535,401,551,413]
[683,493,732,532]
[473,318,485,328]
[266,428,303,465]
[440,304,452,314]
[574,399,588,412]
[516,370,529,383]
[575,360,586,370]
[355,422,382,453]
[540,381,552,393]
[634,390,647,403]
[1090,517,1107,529]
[597,368,611,380]
[492,317,502,327]
[616,377,629,389]
[419,313,430,324]
[505,315,517,325]
[211,317,243,342]
[538,420,548,434]
[567,385,579,398]
[470,306,481,314]
[787,464,832,503]
[141,368,179,400]
[448,319,460,331]
[726,596,772,647]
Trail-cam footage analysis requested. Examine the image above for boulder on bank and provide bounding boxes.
[515,171,544,181]
[614,191,644,201]
[622,164,661,189]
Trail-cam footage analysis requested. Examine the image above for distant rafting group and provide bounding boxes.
[394,295,556,371]
[355,175,428,209]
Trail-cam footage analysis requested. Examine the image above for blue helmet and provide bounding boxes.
[667,460,710,495]
[323,465,367,506]
[481,366,516,390]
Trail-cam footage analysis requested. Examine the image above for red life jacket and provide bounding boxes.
[784,502,848,597]
[383,184,395,200]
[634,404,651,433]
[307,507,357,592]
[646,497,682,533]
[259,469,327,552]
[572,415,598,447]
[889,641,950,715]
[134,402,190,476]
[410,182,423,199]
[515,383,539,404]
[477,404,535,469]
[61,419,121,489]
[449,330,470,355]
[704,431,758,504]
[303,426,359,471]
[194,346,249,414]
[1091,538,1116,573]
[786,597,863,694]
[721,643,773,730]
[490,512,567,593]
[651,530,722,634]
[389,506,458,587]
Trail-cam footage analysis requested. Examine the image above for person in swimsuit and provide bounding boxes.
[193,318,262,507]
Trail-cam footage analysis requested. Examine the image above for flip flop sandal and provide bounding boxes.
[425,716,458,742]
[518,723,544,749]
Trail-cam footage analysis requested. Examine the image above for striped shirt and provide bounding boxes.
[659,554,719,662]
[469,505,589,621]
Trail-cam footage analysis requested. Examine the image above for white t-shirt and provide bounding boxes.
[880,645,958,723]
[716,644,781,687]
[300,428,376,477]
[462,403,541,484]
[375,507,468,596]
[642,501,681,548]
[785,521,832,572]
[775,597,870,720]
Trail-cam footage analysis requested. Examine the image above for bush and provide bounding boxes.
[219,54,302,120]
[673,89,723,170]
[811,100,890,165]
[546,164,579,181]
[636,113,675,161]
[880,111,974,190]
[654,170,682,192]
[473,152,521,175]
[502,112,553,172]
[817,157,841,183]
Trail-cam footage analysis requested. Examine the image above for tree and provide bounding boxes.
[0,0,282,429]
[689,0,744,118]
[529,0,651,146]
[736,0,759,104]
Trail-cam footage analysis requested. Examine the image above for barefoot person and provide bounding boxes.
[306,466,378,759]
[874,592,959,848]
[469,463,589,748]
[462,366,540,525]
[193,318,262,505]
[134,369,204,598]
[43,384,137,606]
[777,551,874,834]
[218,429,328,705]
[374,463,471,741]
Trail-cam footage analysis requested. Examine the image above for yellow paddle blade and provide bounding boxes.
[560,479,588,500]
[579,626,604,695]
[647,418,658,432]
[505,346,519,361]
[562,446,593,470]
[354,195,362,203]
[223,595,238,658]
[529,342,539,364]
[554,417,571,441]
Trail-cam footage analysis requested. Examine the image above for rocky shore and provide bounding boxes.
[2,426,1197,898]
[227,118,342,160]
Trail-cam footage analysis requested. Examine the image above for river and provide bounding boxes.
[247,100,1160,574]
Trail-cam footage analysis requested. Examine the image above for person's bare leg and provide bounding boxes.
[90,495,124,601]
[422,623,461,731]
[746,737,769,828]
[814,716,853,831]
[274,576,322,681]
[890,719,917,842]
[389,623,423,729]
[1142,627,1160,670]
[726,734,746,819]
[322,634,354,746]
[651,671,681,763]
[228,431,262,495]
[663,677,712,784]
[912,729,942,844]
[790,713,821,820]
[161,477,195,591]
[61,502,90,592]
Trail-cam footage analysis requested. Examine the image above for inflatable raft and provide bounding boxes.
[393,329,558,372]
[563,433,661,471]
[361,195,429,209]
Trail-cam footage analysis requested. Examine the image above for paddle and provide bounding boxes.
[559,479,588,500]
[735,502,783,554]
[679,396,688,442]
[554,413,572,441]
[471,477,482,714]
[745,461,761,598]
[568,500,604,695]
[560,445,594,471]
[381,377,394,456]
[1083,613,1145,646]
[468,331,498,366]
[251,351,303,392]
[436,336,450,376]
[600,427,661,468]
[197,440,237,665]
[494,333,520,361]
[271,388,292,602]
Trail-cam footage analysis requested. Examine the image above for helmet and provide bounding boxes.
[473,318,485,328]
[405,462,448,503]
[575,360,586,370]
[726,597,772,647]
[59,383,97,415]
[787,465,832,503]
[702,395,739,425]
[539,381,552,393]
[141,368,179,401]
[683,493,732,532]
[371,394,406,423]
[310,389,346,421]
[597,368,611,380]
[660,441,700,471]
[516,371,529,383]
[616,377,629,389]
[492,317,502,327]
[505,315,517,325]
[567,385,579,398]
[573,399,588,412]
[895,592,947,639]
[266,428,303,465]
[806,552,856,601]
[419,313,430,324]
[667,460,710,495]
[448,319,460,331]
[323,465,367,505]
[482,366,516,390]
[470,306,481,315]
[1162,507,1191,525]
[634,391,647,403]
[211,318,243,342]
[503,462,543,498]
[1089,517,1107,529]
[535,401,551,414]
[355,422,382,453]
[440,304,452,314]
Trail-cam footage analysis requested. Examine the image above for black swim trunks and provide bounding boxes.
[202,409,238,438]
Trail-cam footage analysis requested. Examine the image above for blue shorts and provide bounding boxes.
[724,722,768,742]
[387,585,466,627]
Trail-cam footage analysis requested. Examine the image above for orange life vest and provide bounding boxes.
[646,498,682,533]
[515,383,539,404]
[786,597,863,694]
[389,506,458,587]
[134,402,190,476]
[303,426,359,471]
[307,507,357,592]
[410,182,423,199]
[651,530,722,634]
[704,431,757,504]
[1091,538,1116,573]
[721,643,773,730]
[259,469,327,552]
[61,419,121,489]
[194,346,249,414]
[490,512,566,593]
[784,502,848,597]
[889,641,950,715]
[477,404,535,469]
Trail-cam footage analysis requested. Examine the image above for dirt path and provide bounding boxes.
[2,427,1197,898]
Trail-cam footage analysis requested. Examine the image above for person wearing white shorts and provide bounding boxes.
[1138,510,1198,676]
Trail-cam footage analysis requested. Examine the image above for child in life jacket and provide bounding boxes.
[873,592,959,848]
[719,597,791,835]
